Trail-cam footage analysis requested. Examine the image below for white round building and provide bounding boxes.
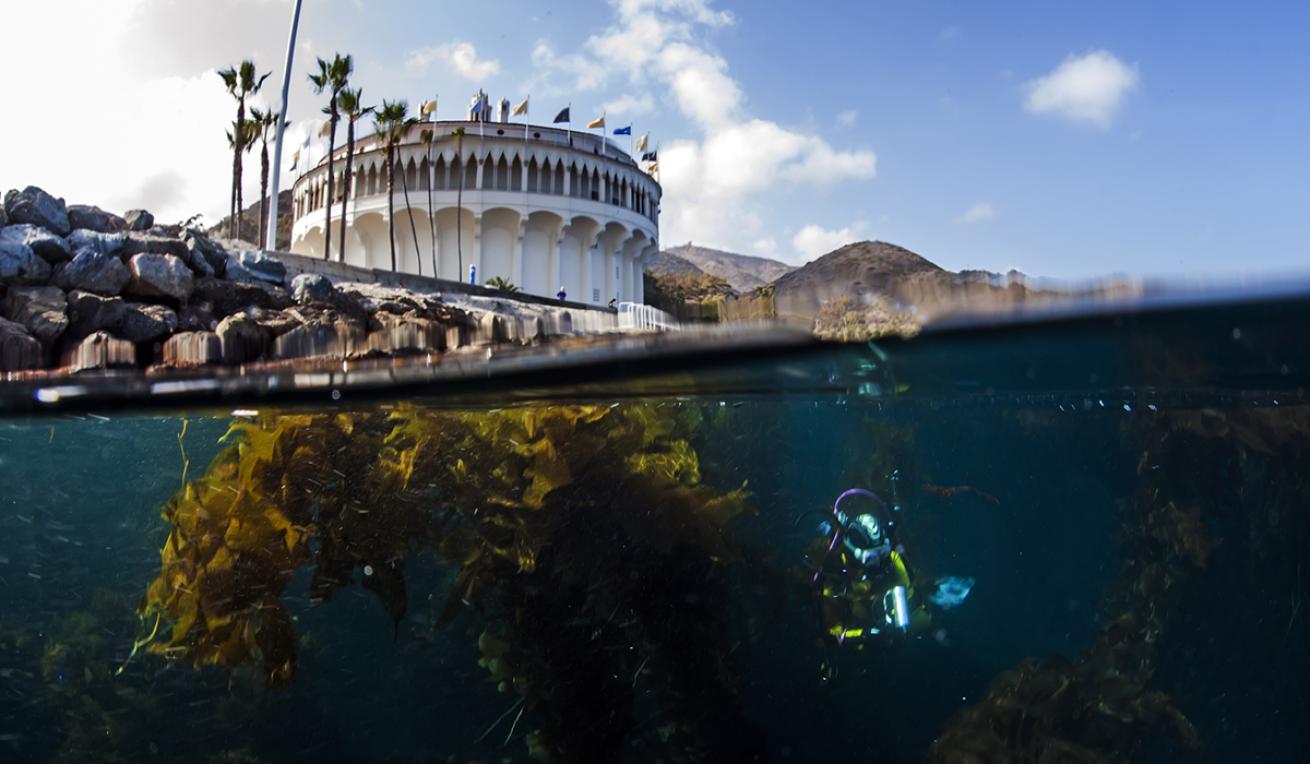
[289,118,660,306]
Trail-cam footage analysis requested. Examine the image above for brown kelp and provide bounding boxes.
[135,402,767,761]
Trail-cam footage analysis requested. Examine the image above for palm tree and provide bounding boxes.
[393,116,423,275]
[308,53,353,260]
[218,61,270,239]
[373,100,411,272]
[337,87,373,263]
[225,120,259,241]
[486,276,519,293]
[249,108,281,249]
[452,127,467,280]
[419,128,437,277]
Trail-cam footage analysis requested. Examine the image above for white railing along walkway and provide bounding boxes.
[617,302,679,332]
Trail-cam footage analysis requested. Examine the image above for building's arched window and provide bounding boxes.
[496,156,510,190]
[554,161,565,195]
[510,157,523,191]
[570,164,581,198]
[366,166,377,196]
[433,157,447,190]
[591,169,601,202]
[527,158,539,193]
[418,157,430,191]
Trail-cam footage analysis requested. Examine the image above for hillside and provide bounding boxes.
[646,250,707,278]
[208,189,293,251]
[771,240,945,320]
[662,243,794,292]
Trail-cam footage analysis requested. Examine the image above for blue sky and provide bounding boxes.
[2,0,1307,277]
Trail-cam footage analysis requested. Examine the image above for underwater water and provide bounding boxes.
[1,293,1308,763]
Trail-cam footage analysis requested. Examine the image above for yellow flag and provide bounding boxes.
[420,98,437,117]
[512,96,529,116]
[317,120,334,138]
[586,114,605,129]
[647,162,658,174]
[289,149,301,171]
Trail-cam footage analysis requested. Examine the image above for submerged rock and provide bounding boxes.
[67,204,126,233]
[54,249,130,296]
[1,224,71,263]
[0,235,53,285]
[124,209,154,231]
[63,330,136,371]
[215,313,268,364]
[0,316,43,371]
[126,253,194,302]
[3,285,68,343]
[4,186,71,235]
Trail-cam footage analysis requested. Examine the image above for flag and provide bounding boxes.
[420,98,437,118]
[612,125,631,136]
[289,149,300,171]
[646,162,658,174]
[553,106,570,124]
[318,119,333,138]
[512,96,529,116]
[634,133,649,153]
[469,93,484,116]
[586,114,605,129]
[641,150,657,162]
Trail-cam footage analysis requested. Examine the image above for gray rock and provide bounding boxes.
[215,313,268,363]
[66,229,127,256]
[0,316,43,371]
[3,286,68,343]
[1,224,72,263]
[177,303,215,333]
[65,290,128,339]
[122,233,189,259]
[125,254,194,302]
[67,205,126,233]
[124,209,154,231]
[291,273,336,304]
[0,204,7,227]
[162,331,222,366]
[192,276,291,316]
[183,231,227,276]
[0,236,53,285]
[119,303,178,343]
[54,249,130,295]
[4,186,70,235]
[63,330,136,371]
[225,250,287,285]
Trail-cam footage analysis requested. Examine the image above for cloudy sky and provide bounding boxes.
[2,0,1307,277]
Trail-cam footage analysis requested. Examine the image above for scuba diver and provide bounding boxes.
[803,480,974,676]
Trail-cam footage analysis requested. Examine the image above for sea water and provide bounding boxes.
[1,292,1307,762]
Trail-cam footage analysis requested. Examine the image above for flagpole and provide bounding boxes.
[266,0,304,251]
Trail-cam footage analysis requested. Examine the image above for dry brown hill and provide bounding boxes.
[662,243,794,292]
[772,240,945,321]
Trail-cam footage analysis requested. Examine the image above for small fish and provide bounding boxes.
[930,576,975,609]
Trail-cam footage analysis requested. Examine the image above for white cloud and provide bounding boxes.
[1023,50,1139,128]
[793,222,868,262]
[406,41,500,81]
[532,0,877,253]
[958,202,995,224]
[837,109,857,128]
[603,92,656,117]
[752,237,779,257]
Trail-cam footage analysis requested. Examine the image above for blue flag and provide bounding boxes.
[612,125,632,136]
[553,107,570,124]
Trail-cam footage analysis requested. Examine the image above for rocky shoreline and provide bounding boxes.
[1,186,614,376]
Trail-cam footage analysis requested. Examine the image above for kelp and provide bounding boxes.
[136,401,766,761]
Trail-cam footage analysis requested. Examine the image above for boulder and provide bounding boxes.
[122,233,189,259]
[66,229,126,256]
[250,306,302,338]
[63,330,136,371]
[162,331,222,367]
[183,231,227,276]
[3,286,68,343]
[367,312,448,356]
[119,303,178,344]
[67,205,126,233]
[124,209,154,231]
[125,253,194,302]
[1,224,72,263]
[65,291,128,339]
[215,313,268,364]
[225,250,286,285]
[177,303,215,333]
[4,186,70,235]
[275,318,366,360]
[54,249,130,295]
[0,316,43,371]
[0,236,53,285]
[291,273,336,304]
[0,204,7,227]
[192,276,291,316]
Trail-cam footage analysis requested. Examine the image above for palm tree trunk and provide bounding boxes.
[456,139,464,280]
[387,145,397,272]
[259,140,270,249]
[339,118,355,263]
[323,110,338,260]
[400,158,422,276]
[426,144,436,278]
[233,99,245,239]
[230,101,241,238]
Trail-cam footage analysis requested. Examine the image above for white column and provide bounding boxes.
[471,214,483,283]
[511,219,526,288]
[549,233,563,295]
